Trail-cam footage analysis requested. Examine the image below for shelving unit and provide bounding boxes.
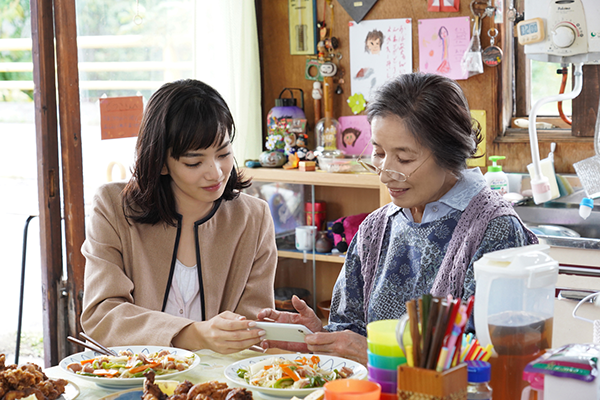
[242,167,390,310]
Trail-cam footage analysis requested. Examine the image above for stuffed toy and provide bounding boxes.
[331,213,369,253]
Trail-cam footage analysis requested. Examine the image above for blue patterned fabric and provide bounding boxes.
[325,172,533,337]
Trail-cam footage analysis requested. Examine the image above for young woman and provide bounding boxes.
[81,79,277,354]
[257,73,537,365]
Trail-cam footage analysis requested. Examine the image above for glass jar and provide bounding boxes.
[467,360,493,400]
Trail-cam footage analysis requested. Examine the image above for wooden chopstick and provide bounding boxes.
[67,336,114,357]
[80,332,118,356]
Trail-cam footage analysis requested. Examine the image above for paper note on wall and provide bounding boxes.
[99,96,143,140]
[418,16,470,80]
[349,18,413,101]
[467,110,486,167]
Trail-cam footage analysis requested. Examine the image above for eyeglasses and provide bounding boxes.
[358,149,432,183]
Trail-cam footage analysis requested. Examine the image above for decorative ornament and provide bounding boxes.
[347,93,366,115]
[337,0,378,23]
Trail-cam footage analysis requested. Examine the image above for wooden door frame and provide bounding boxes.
[31,0,86,367]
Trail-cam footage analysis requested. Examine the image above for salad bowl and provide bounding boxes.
[224,353,367,399]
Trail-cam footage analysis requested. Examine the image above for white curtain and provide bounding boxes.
[194,0,262,164]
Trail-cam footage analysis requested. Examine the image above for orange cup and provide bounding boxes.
[324,379,381,400]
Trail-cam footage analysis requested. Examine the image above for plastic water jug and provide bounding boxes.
[474,244,558,400]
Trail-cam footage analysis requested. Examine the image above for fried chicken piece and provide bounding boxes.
[186,381,228,400]
[143,370,167,400]
[168,395,187,400]
[3,366,42,389]
[37,377,68,400]
[22,387,45,400]
[2,389,26,400]
[224,388,253,400]
[173,380,194,395]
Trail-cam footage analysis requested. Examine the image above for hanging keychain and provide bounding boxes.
[482,28,502,67]
[133,0,143,25]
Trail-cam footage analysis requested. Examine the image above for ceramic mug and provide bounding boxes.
[295,225,317,251]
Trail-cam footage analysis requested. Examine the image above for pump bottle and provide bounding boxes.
[485,155,508,195]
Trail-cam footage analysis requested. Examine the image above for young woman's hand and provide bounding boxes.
[172,311,265,354]
[256,295,324,353]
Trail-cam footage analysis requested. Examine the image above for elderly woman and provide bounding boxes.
[257,72,537,365]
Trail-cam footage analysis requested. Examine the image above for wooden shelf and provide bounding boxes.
[277,250,346,264]
[241,167,382,189]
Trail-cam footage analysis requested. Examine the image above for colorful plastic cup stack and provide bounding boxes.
[366,320,407,398]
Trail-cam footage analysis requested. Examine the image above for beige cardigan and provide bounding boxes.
[81,182,277,347]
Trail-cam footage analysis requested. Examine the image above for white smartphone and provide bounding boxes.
[255,322,314,343]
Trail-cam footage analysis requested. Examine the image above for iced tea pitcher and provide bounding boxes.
[474,244,558,400]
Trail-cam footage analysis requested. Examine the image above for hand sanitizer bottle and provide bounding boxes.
[485,156,508,195]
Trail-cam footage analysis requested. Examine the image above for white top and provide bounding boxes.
[164,259,203,321]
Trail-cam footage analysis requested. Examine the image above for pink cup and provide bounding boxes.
[323,379,381,400]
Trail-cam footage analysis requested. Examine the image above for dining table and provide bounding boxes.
[44,348,286,400]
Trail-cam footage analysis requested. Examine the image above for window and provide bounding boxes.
[503,0,598,138]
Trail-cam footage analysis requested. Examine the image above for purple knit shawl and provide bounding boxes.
[358,186,538,316]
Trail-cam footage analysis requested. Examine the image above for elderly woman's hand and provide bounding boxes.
[257,295,325,353]
[305,330,368,366]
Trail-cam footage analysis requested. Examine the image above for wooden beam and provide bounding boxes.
[54,0,86,356]
[572,64,600,137]
[30,0,63,368]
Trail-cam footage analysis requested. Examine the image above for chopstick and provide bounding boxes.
[67,336,116,357]
[80,332,118,356]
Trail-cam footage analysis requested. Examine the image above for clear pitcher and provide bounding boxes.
[474,244,558,400]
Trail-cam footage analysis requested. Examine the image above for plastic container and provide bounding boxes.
[317,154,364,173]
[367,350,406,370]
[368,377,397,394]
[466,360,493,400]
[366,320,404,358]
[323,379,381,400]
[474,244,558,400]
[484,155,508,195]
[367,364,398,382]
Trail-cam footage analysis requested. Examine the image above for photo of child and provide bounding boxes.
[364,29,384,54]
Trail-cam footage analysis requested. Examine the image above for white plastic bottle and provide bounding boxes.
[485,155,508,195]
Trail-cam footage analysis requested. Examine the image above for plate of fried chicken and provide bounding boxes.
[97,370,253,400]
[0,353,77,400]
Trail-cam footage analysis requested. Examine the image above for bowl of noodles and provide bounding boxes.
[59,345,200,389]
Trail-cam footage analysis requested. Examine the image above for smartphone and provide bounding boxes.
[255,322,314,343]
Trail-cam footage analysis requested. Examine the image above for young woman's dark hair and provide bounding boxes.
[122,79,250,225]
[367,72,483,176]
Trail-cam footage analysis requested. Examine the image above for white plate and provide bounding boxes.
[56,381,79,400]
[224,353,367,399]
[58,345,200,389]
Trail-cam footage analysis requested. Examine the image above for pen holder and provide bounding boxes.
[397,364,467,400]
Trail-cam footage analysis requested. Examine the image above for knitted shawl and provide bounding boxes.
[358,185,538,316]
